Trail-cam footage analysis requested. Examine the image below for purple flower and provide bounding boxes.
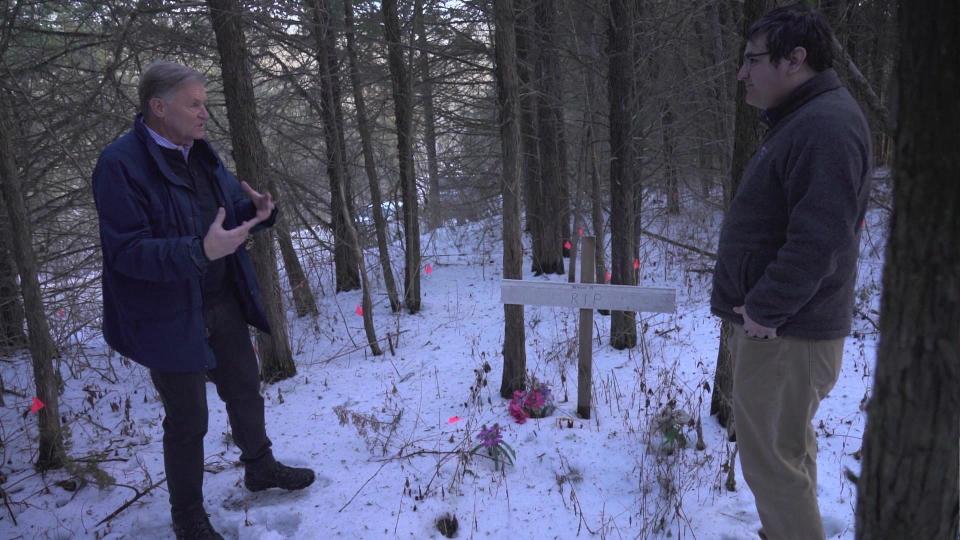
[478,424,504,449]
[539,384,553,405]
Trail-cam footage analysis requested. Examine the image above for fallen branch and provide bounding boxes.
[338,462,387,513]
[0,385,27,398]
[855,307,880,332]
[641,228,717,260]
[1,487,17,527]
[96,477,166,527]
[832,36,892,135]
[312,330,410,366]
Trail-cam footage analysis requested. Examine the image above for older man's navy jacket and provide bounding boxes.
[92,116,274,372]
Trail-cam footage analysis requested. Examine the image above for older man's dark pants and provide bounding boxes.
[150,293,273,523]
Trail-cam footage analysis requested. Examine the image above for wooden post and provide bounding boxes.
[577,236,596,418]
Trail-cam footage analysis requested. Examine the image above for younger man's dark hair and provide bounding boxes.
[747,3,836,72]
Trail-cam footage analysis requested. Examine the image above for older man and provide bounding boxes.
[92,61,314,539]
[710,4,872,540]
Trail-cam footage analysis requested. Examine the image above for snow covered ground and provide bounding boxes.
[0,204,885,539]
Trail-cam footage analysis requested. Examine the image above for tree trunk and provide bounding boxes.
[310,0,382,356]
[865,2,895,165]
[567,129,587,284]
[556,111,572,260]
[706,0,731,186]
[631,0,646,277]
[855,2,960,537]
[494,0,527,399]
[710,0,770,432]
[329,175,362,293]
[709,319,736,433]
[275,216,318,318]
[0,199,27,349]
[590,129,607,291]
[207,0,296,382]
[515,0,542,253]
[383,0,422,314]
[304,2,361,294]
[661,101,680,214]
[0,94,65,470]
[531,0,565,275]
[343,0,401,314]
[415,0,442,231]
[580,10,608,296]
[608,0,637,350]
[553,51,572,260]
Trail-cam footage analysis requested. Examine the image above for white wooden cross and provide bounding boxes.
[500,236,676,418]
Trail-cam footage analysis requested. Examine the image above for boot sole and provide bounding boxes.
[245,476,315,492]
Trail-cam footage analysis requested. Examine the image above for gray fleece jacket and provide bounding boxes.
[710,69,872,339]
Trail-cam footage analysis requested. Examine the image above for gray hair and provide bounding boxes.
[138,61,206,119]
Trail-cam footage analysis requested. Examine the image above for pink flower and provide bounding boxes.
[524,389,545,411]
[508,394,528,424]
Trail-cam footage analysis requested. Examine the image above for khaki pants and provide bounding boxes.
[729,324,844,540]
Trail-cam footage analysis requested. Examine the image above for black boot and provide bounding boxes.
[172,513,223,540]
[245,460,316,492]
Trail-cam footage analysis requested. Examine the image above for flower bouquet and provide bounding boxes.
[508,378,555,424]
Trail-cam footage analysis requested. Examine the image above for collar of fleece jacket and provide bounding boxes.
[761,69,842,127]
